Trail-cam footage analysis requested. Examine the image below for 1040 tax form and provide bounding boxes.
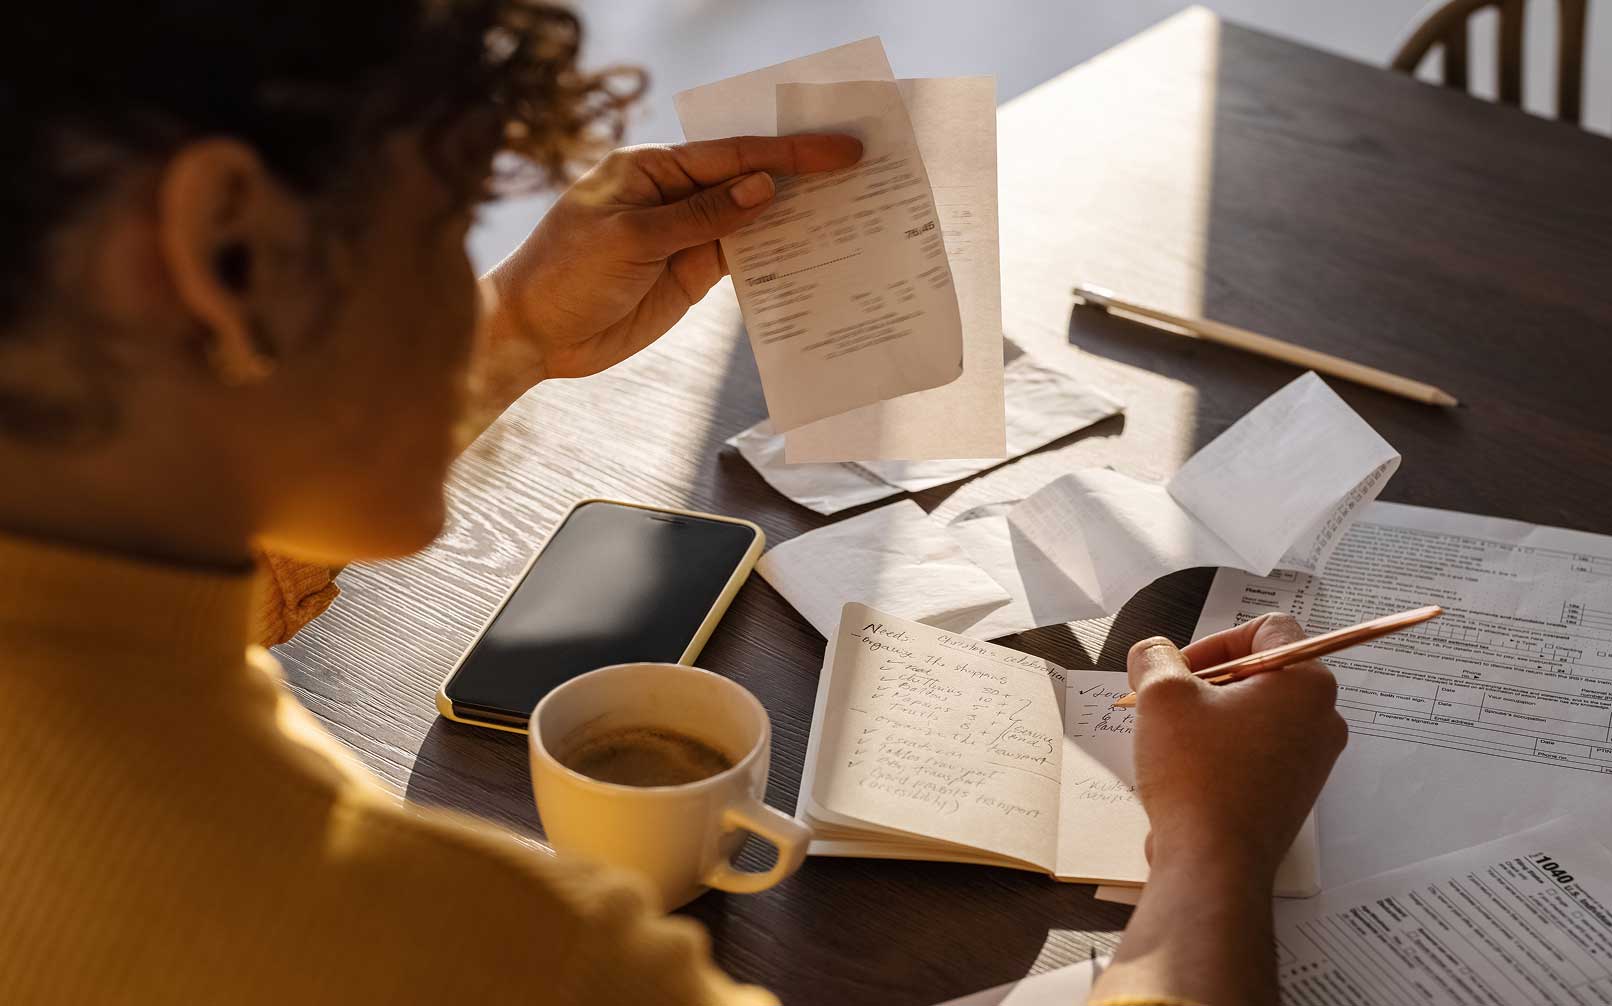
[1194,501,1612,886]
[1275,817,1612,1005]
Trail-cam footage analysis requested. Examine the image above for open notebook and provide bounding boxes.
[797,603,1319,893]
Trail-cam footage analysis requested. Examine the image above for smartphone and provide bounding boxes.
[436,499,764,733]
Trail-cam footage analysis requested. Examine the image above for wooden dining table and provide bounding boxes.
[273,7,1612,1004]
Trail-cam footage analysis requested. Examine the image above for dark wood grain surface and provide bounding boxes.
[271,8,1612,1004]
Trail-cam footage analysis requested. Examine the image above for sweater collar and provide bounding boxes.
[0,531,258,671]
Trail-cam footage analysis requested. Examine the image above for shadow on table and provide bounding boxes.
[683,855,1129,1004]
[1093,567,1218,674]
[1000,621,1096,671]
[1056,12,1509,468]
[405,717,542,838]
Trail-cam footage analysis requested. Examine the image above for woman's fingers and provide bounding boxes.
[1127,636,1198,694]
[613,134,863,205]
[1180,612,1305,669]
[666,134,863,186]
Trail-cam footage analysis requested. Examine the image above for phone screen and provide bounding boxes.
[443,501,759,725]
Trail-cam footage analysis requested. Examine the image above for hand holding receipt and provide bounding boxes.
[676,42,966,433]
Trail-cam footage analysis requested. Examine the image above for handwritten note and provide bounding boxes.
[798,604,1322,892]
[1055,672,1151,883]
[812,603,1067,869]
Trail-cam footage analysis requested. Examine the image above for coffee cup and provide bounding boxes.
[529,662,810,910]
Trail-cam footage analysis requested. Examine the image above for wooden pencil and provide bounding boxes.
[1110,604,1443,709]
[1072,284,1459,407]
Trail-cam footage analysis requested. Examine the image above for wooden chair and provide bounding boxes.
[1390,0,1591,124]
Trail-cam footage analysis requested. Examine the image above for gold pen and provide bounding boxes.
[1111,605,1443,708]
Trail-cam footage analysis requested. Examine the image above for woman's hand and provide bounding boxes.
[476,134,862,403]
[1088,614,1347,1006]
[1128,613,1348,881]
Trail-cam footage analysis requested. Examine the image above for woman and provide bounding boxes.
[0,3,1346,1004]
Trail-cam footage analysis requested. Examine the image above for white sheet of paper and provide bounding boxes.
[755,501,1010,638]
[755,493,1175,643]
[728,347,1123,514]
[948,513,1105,639]
[727,419,898,515]
[1273,817,1612,1004]
[928,958,1102,1006]
[756,375,1390,645]
[781,75,1004,462]
[1010,468,1246,612]
[866,347,1123,489]
[1193,500,1612,888]
[1167,370,1402,574]
[674,37,893,140]
[676,43,964,431]
[1005,372,1399,618]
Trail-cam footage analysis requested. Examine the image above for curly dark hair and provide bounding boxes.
[0,1,640,437]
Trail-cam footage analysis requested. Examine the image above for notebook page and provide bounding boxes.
[811,603,1066,870]
[1054,672,1152,883]
[797,616,1043,870]
[1056,671,1321,893]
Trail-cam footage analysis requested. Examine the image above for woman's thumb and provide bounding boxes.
[1126,636,1195,694]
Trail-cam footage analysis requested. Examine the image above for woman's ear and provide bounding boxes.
[156,139,298,385]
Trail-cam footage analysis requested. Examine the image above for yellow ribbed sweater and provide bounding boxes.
[0,532,773,1005]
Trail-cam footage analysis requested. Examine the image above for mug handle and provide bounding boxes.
[703,797,812,894]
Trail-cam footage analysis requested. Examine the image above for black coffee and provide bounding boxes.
[559,726,736,787]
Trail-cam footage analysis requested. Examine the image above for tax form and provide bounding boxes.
[993,820,1612,1006]
[1275,817,1612,1005]
[1194,501,1612,885]
[675,43,965,433]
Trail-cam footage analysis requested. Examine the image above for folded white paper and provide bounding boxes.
[728,347,1123,514]
[760,373,1397,641]
[781,75,1006,462]
[1002,372,1399,618]
[754,501,1010,637]
[947,513,1103,639]
[675,42,964,432]
[673,37,893,137]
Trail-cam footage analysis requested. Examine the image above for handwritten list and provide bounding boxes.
[814,613,1068,869]
[798,604,1318,890]
[1054,672,1152,883]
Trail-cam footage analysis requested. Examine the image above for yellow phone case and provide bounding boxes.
[434,498,765,734]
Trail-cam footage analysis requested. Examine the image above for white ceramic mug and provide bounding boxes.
[529,663,811,911]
